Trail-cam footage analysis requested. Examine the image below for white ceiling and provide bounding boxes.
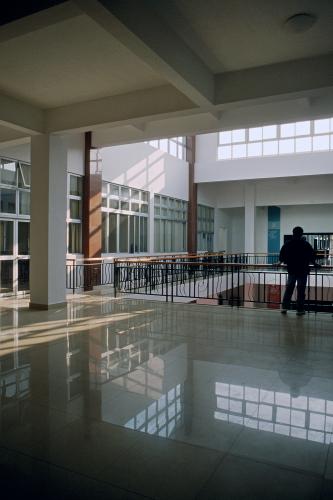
[164,0,333,72]
[0,13,165,108]
[0,124,27,143]
[0,0,333,143]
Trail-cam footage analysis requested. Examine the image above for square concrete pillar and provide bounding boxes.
[30,134,67,309]
[244,183,256,254]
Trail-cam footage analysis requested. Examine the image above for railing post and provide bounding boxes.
[171,262,174,302]
[237,266,240,307]
[114,261,118,298]
[315,267,318,314]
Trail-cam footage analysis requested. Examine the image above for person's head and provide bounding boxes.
[292,226,304,239]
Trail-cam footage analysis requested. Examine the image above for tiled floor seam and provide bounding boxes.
[195,451,326,499]
[322,440,331,481]
[194,451,229,499]
[0,444,154,499]
[228,450,327,479]
[319,476,328,500]
[191,420,245,499]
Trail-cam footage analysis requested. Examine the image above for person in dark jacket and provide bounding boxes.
[279,226,316,315]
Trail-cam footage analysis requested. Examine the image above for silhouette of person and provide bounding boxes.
[278,226,317,315]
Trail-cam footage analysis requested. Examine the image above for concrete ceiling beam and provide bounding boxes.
[0,93,44,135]
[215,54,333,107]
[92,93,333,147]
[0,2,82,43]
[74,0,214,108]
[46,84,195,133]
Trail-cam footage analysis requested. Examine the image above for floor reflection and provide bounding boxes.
[215,381,333,444]
[0,295,333,498]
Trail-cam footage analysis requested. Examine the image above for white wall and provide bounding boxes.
[100,142,188,200]
[214,208,245,253]
[197,182,217,207]
[0,134,85,176]
[203,176,333,253]
[213,205,329,254]
[100,142,188,255]
[255,207,268,253]
[281,205,333,238]
[195,132,333,183]
[65,133,85,175]
[0,141,30,162]
[208,175,333,208]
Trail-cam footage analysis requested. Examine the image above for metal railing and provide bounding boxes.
[66,252,333,309]
[66,252,274,293]
[114,252,280,265]
[66,260,114,293]
[113,260,333,312]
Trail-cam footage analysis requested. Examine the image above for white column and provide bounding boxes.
[244,183,256,253]
[30,134,67,308]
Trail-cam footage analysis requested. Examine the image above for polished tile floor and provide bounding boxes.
[0,293,333,499]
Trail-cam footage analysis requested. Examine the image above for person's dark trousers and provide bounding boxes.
[282,273,308,311]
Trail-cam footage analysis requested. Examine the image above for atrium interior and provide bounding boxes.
[0,1,333,498]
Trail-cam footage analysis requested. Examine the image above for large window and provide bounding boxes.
[146,137,186,160]
[154,195,187,252]
[0,220,13,255]
[218,117,333,160]
[102,182,148,253]
[0,158,31,295]
[197,205,214,252]
[67,174,83,254]
[0,159,30,216]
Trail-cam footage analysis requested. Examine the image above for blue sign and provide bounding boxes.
[268,206,280,253]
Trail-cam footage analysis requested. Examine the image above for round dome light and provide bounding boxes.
[284,12,317,34]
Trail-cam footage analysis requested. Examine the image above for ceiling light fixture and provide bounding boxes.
[284,12,317,34]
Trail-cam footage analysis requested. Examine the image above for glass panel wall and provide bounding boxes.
[0,159,17,186]
[197,205,214,252]
[154,195,187,252]
[68,223,82,254]
[18,221,29,255]
[67,174,83,254]
[18,260,29,291]
[0,261,13,293]
[218,117,333,160]
[0,158,31,295]
[0,220,13,255]
[145,137,186,160]
[0,189,16,213]
[102,182,148,253]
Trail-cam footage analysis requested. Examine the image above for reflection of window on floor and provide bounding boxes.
[215,381,333,444]
[124,383,183,437]
[66,333,83,400]
[100,338,150,380]
[95,327,176,387]
[0,349,30,405]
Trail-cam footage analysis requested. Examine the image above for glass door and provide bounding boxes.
[17,221,30,292]
[0,220,14,294]
[0,159,31,296]
[0,219,30,295]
